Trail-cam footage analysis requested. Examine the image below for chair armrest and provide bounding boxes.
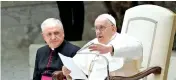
[52,66,161,80]
[107,66,161,80]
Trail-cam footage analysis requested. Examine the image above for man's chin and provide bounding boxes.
[49,44,60,49]
[98,39,104,43]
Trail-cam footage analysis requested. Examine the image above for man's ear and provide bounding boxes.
[62,31,65,38]
[63,34,65,38]
[42,33,47,43]
[41,33,45,40]
[112,26,117,32]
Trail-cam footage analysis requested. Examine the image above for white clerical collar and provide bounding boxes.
[51,48,54,50]
[110,32,118,41]
[106,32,118,44]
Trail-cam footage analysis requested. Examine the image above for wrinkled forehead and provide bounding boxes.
[42,25,63,33]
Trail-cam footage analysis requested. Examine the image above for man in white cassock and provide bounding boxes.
[62,13,143,80]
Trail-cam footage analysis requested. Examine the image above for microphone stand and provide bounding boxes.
[88,54,110,80]
[77,42,110,80]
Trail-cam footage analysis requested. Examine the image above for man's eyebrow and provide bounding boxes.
[99,25,104,27]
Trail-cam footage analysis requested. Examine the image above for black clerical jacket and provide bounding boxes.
[33,40,80,80]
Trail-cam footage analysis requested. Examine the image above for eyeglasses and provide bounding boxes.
[93,24,114,32]
[93,26,108,32]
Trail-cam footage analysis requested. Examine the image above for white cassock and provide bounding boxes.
[73,32,143,80]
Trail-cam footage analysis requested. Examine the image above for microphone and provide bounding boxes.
[77,42,94,52]
[88,54,110,80]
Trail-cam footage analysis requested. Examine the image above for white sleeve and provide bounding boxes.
[112,37,143,59]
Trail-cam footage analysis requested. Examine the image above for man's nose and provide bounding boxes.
[96,30,101,36]
[51,34,56,40]
[96,29,101,34]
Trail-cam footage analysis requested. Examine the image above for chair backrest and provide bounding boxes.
[29,41,88,80]
[121,4,176,80]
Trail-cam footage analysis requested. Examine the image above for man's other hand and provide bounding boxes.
[62,66,71,76]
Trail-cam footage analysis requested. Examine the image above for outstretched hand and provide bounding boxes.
[89,44,113,55]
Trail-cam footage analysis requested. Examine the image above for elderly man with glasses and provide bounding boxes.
[61,14,143,80]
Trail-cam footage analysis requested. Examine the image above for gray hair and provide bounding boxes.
[96,14,116,27]
[41,18,63,32]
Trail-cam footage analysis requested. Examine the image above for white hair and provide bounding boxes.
[96,14,116,27]
[41,18,63,32]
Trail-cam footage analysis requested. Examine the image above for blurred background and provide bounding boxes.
[1,1,176,80]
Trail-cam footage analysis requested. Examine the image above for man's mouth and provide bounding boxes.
[51,41,58,43]
[98,36,103,38]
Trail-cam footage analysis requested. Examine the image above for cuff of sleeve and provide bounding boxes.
[110,44,114,56]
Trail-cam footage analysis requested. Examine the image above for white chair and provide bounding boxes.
[110,4,176,80]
